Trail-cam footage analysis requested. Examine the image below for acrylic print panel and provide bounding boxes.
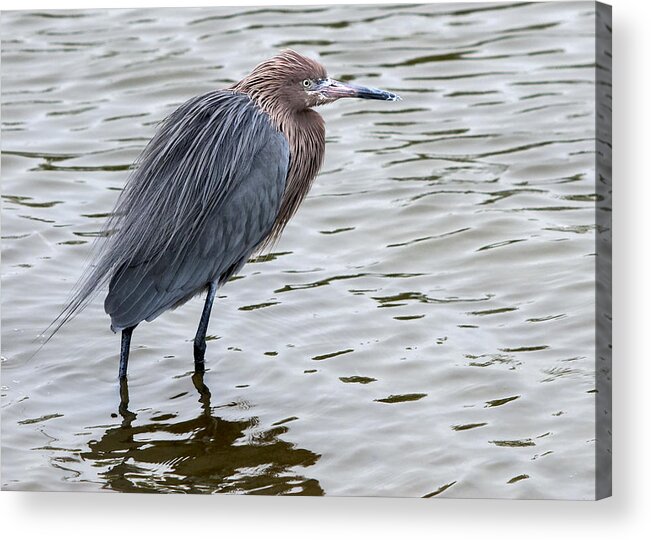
[1,2,611,499]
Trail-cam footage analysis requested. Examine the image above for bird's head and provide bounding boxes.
[233,49,401,113]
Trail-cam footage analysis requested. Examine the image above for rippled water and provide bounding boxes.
[2,3,608,498]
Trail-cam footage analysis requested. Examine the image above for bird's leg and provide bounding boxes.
[118,326,135,379]
[194,281,217,373]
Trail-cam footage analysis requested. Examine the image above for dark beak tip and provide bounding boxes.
[321,80,402,102]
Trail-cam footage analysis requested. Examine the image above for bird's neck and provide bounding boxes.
[246,94,326,244]
[273,108,325,231]
[230,80,326,243]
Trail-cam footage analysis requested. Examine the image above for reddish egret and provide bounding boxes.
[53,50,400,379]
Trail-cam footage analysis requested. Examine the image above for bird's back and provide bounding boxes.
[102,91,289,332]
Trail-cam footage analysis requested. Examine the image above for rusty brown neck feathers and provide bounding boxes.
[232,51,326,246]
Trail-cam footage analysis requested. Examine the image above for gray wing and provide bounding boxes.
[104,92,289,332]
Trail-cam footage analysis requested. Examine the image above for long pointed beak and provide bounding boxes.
[318,79,401,102]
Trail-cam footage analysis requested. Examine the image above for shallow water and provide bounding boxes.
[2,2,606,498]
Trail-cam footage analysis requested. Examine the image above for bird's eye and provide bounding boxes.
[302,79,312,89]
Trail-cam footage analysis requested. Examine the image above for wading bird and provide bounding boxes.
[52,50,400,379]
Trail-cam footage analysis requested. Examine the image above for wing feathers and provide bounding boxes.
[47,90,290,337]
[101,92,289,331]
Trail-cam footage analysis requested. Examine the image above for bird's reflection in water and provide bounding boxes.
[81,373,323,495]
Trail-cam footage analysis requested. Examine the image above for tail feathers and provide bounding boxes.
[33,252,114,357]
